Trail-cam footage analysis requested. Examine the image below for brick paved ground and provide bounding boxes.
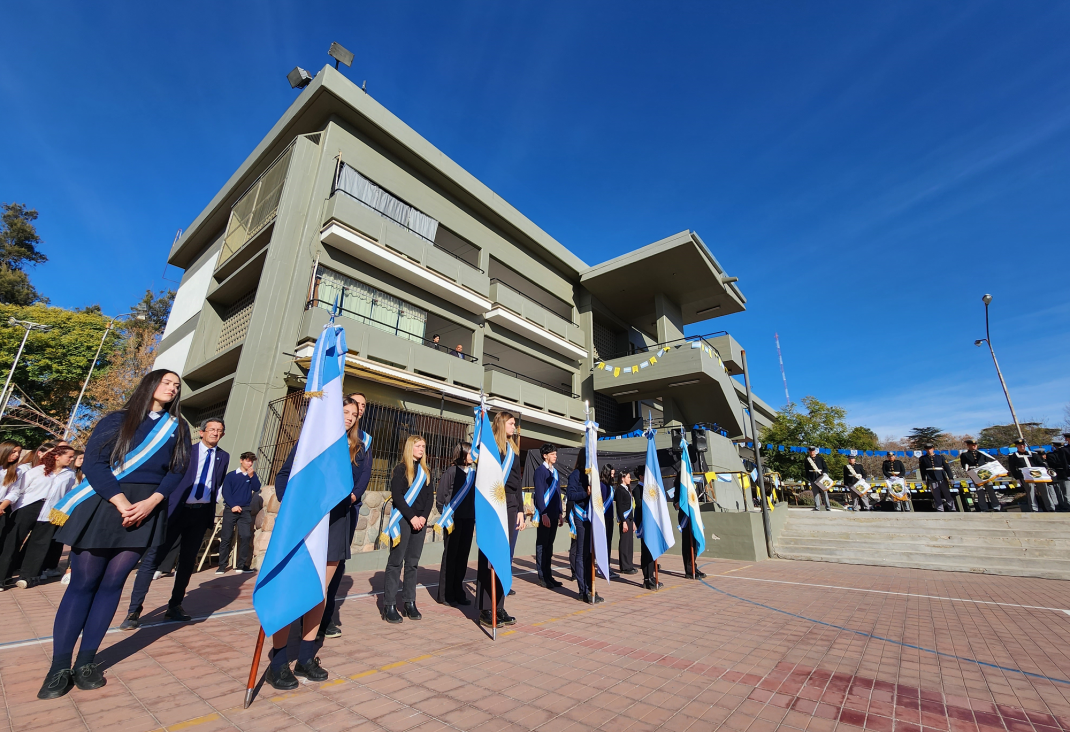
[1,550,1068,732]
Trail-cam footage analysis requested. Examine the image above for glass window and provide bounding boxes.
[312,266,427,343]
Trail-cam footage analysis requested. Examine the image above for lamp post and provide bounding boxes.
[974,294,1024,443]
[63,309,146,439]
[0,318,53,421]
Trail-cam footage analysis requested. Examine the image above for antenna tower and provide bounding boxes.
[775,332,790,405]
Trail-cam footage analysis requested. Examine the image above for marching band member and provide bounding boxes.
[842,456,871,511]
[532,444,563,589]
[615,470,637,575]
[804,447,831,511]
[476,411,524,627]
[37,370,190,699]
[381,435,432,622]
[881,453,911,511]
[959,439,1000,512]
[435,442,475,605]
[919,443,956,512]
[1009,439,1057,512]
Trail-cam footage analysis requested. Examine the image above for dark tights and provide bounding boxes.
[50,547,143,671]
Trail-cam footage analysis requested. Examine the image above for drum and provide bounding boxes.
[965,461,1008,485]
[1021,467,1053,483]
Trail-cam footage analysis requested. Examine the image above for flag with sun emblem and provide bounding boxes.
[677,435,706,558]
[473,406,515,597]
[586,417,610,585]
[638,428,675,561]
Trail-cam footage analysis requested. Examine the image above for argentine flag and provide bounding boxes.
[253,323,353,637]
[639,429,675,561]
[473,406,514,597]
[586,418,610,584]
[677,436,706,558]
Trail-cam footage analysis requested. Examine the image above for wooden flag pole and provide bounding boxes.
[490,567,497,640]
[244,627,266,709]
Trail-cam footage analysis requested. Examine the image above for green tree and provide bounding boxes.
[977,422,1059,449]
[758,396,879,480]
[132,288,176,332]
[0,203,48,306]
[907,426,945,449]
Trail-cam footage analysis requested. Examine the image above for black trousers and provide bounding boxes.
[971,482,1001,512]
[573,520,593,596]
[384,519,425,605]
[603,516,614,576]
[680,523,698,576]
[928,479,956,511]
[436,518,474,604]
[568,532,577,579]
[44,536,64,571]
[217,505,253,570]
[19,521,59,580]
[477,513,518,610]
[535,519,558,583]
[128,503,213,613]
[618,520,634,572]
[640,539,657,583]
[0,500,43,581]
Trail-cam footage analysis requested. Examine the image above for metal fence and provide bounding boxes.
[257,390,471,490]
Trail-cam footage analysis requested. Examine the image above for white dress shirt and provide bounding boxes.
[1,465,76,519]
[187,442,218,504]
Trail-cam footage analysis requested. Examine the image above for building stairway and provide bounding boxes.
[775,512,1070,581]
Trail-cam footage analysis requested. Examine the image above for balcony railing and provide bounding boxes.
[306,298,478,362]
[219,143,294,267]
[489,279,576,327]
[594,331,728,365]
[484,363,577,398]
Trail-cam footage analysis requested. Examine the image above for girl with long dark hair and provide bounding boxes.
[36,369,190,700]
[381,434,431,623]
[435,441,474,606]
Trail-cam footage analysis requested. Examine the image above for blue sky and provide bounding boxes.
[2,2,1068,439]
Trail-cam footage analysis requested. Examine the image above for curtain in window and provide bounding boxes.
[397,301,427,343]
[314,265,427,339]
[407,208,439,242]
[335,163,439,242]
[314,268,346,312]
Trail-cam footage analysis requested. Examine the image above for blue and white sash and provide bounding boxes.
[435,466,474,535]
[572,502,588,526]
[381,464,428,547]
[602,484,614,515]
[634,483,644,538]
[359,429,372,454]
[567,505,577,539]
[50,414,179,526]
[622,492,634,522]
[532,465,559,524]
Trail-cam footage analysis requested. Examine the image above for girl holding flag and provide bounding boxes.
[381,435,432,623]
[477,411,524,628]
[37,370,190,700]
[435,441,475,606]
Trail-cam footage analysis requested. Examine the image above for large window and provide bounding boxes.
[312,266,427,344]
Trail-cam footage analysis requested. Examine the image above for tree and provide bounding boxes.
[0,203,48,306]
[133,288,175,332]
[977,422,1059,449]
[907,427,945,449]
[758,396,880,480]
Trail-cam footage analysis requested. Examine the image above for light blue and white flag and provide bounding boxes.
[473,406,515,597]
[637,429,675,561]
[586,418,610,584]
[253,322,352,637]
[677,436,706,558]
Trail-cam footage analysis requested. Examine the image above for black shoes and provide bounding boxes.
[402,602,422,620]
[294,657,329,681]
[545,579,563,589]
[381,604,403,624]
[37,668,74,699]
[580,592,605,604]
[73,663,106,691]
[507,589,516,596]
[266,663,299,690]
[620,568,639,575]
[687,571,707,580]
[322,622,341,639]
[643,580,665,590]
[453,596,472,606]
[479,609,516,627]
[164,605,192,622]
[119,610,141,631]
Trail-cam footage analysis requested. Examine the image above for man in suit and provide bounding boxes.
[121,418,230,629]
[1009,439,1058,512]
[804,447,831,511]
[959,439,1001,512]
[919,443,956,512]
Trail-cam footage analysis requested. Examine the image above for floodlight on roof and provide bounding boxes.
[287,67,313,89]
[328,42,354,69]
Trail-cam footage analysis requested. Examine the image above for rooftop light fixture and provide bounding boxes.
[328,42,354,69]
[287,67,313,89]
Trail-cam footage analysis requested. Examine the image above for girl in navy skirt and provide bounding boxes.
[37,370,190,699]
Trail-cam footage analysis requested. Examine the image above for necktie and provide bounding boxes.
[194,448,213,500]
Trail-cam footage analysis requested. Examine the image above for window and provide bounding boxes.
[334,163,438,242]
[312,266,427,344]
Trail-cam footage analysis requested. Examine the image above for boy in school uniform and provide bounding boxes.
[216,452,261,574]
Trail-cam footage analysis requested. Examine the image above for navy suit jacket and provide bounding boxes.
[168,444,230,517]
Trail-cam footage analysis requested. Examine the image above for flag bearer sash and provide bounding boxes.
[381,465,428,546]
[49,413,179,526]
[531,466,559,524]
[435,406,482,535]
[966,458,1008,486]
[845,464,870,495]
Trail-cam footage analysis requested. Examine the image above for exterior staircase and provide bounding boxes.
[775,511,1070,581]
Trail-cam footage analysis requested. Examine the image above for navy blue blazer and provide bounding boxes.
[566,468,590,518]
[168,444,230,517]
[533,464,562,518]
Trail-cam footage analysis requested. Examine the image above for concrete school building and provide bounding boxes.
[153,64,775,492]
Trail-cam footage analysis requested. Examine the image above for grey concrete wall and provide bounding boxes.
[663,502,788,562]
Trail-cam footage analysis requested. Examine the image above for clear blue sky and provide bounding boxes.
[2,2,1068,439]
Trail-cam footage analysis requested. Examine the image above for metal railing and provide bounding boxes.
[219,143,294,267]
[594,331,728,364]
[306,298,478,362]
[489,278,577,327]
[484,362,578,398]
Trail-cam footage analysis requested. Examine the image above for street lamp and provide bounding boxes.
[0,318,53,421]
[63,308,147,439]
[974,293,1024,443]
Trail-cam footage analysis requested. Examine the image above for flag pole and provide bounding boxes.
[244,627,266,709]
[585,400,595,604]
[490,567,497,640]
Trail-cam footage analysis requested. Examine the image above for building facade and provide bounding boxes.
[154,65,773,486]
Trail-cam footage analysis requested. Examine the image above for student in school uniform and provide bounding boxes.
[0,442,22,559]
[597,464,618,580]
[436,442,475,605]
[633,471,662,590]
[8,446,77,588]
[261,396,368,689]
[37,370,191,699]
[121,418,230,629]
[215,452,261,574]
[615,469,637,575]
[381,435,433,623]
[532,443,563,589]
[477,411,525,627]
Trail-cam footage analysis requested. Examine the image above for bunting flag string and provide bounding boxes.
[733,441,1058,457]
[593,340,728,379]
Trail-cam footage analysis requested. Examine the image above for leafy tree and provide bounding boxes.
[758,396,879,480]
[977,422,1059,449]
[132,288,176,332]
[907,427,945,449]
[0,203,48,306]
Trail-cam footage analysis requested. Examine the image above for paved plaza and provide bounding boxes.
[1,552,1068,732]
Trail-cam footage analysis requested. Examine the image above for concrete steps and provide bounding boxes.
[775,512,1070,580]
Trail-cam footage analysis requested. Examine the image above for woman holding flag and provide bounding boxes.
[37,370,190,700]
[381,435,432,623]
[477,411,524,628]
[435,441,475,606]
